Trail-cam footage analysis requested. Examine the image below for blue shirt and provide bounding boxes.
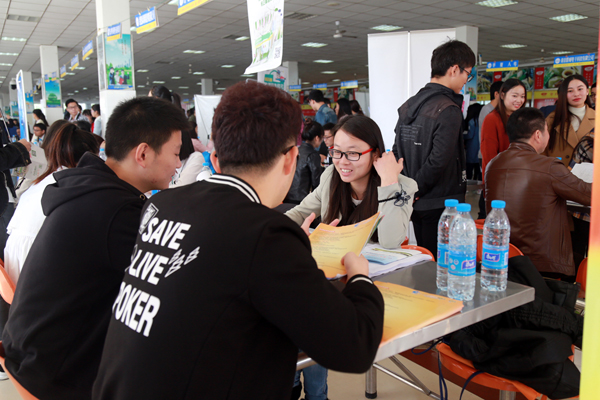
[314,104,337,126]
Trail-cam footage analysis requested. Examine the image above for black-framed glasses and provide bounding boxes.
[328,147,373,161]
[460,67,474,82]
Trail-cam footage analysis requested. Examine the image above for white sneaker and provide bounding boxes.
[0,371,8,381]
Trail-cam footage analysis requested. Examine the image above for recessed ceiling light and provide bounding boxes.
[83,87,87,90]
[137,69,149,73]
[216,87,226,90]
[179,86,189,89]
[0,63,13,66]
[332,79,340,82]
[0,81,3,84]
[476,0,517,7]
[235,36,250,41]
[371,25,402,31]
[74,90,79,93]
[193,71,205,75]
[302,82,310,84]
[241,74,255,77]
[75,66,85,70]
[1,37,27,42]
[221,65,235,68]
[68,93,74,95]
[500,44,527,49]
[153,80,165,84]
[196,82,203,85]
[168,0,178,4]
[171,76,181,79]
[550,14,588,22]
[130,26,137,31]
[552,51,574,55]
[0,52,18,56]
[137,85,145,88]
[0,76,5,78]
[314,60,333,63]
[60,78,65,81]
[183,50,205,54]
[302,42,328,48]
[321,71,337,74]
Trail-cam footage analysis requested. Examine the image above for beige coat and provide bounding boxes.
[544,106,595,166]
[285,165,418,249]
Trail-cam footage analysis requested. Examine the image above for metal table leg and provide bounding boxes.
[365,365,377,399]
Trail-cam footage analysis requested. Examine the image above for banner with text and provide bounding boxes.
[136,7,159,33]
[83,40,94,59]
[486,60,519,72]
[107,23,122,41]
[70,54,79,71]
[178,0,211,15]
[554,53,595,68]
[244,0,284,74]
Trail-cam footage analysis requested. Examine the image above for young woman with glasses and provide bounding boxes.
[286,115,417,249]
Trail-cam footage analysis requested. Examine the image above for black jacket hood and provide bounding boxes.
[400,83,464,125]
[42,152,145,216]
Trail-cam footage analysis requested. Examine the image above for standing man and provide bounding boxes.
[64,98,88,123]
[393,40,476,256]
[307,89,337,126]
[2,97,190,399]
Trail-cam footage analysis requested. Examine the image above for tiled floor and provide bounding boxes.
[0,356,483,400]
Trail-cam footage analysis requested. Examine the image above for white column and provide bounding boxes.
[39,45,64,124]
[455,26,479,59]
[95,0,136,124]
[201,79,213,95]
[283,61,299,86]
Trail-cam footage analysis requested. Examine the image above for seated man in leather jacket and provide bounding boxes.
[485,107,591,280]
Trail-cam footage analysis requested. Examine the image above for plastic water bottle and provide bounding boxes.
[448,203,477,301]
[481,200,510,291]
[99,148,107,161]
[436,199,459,290]
[196,162,212,181]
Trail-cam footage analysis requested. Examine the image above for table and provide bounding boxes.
[296,261,535,399]
[566,200,590,214]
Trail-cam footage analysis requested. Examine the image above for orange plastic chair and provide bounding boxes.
[0,260,15,305]
[0,342,40,400]
[401,237,409,246]
[437,343,548,400]
[401,245,434,260]
[474,219,485,230]
[476,235,523,263]
[576,258,587,294]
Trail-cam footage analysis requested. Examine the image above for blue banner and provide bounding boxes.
[70,54,79,71]
[289,84,301,91]
[107,23,122,41]
[313,83,327,90]
[486,60,519,72]
[60,65,67,78]
[136,7,159,34]
[340,80,358,89]
[82,40,94,59]
[178,0,210,16]
[554,53,595,68]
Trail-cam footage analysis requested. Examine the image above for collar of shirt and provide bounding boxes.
[206,174,261,204]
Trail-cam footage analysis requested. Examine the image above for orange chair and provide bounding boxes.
[401,245,434,260]
[437,343,548,400]
[476,235,523,264]
[576,258,587,295]
[401,237,409,246]
[0,342,40,400]
[474,219,485,231]
[0,260,15,304]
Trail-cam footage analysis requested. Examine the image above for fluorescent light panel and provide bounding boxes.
[171,76,181,79]
[552,51,573,55]
[302,42,327,48]
[221,65,235,68]
[183,50,205,54]
[153,80,165,84]
[1,37,27,41]
[0,52,18,56]
[321,71,337,74]
[0,63,13,66]
[235,36,249,41]
[371,25,402,31]
[500,44,527,48]
[193,71,205,75]
[314,60,333,63]
[137,69,149,72]
[550,14,588,22]
[476,0,517,7]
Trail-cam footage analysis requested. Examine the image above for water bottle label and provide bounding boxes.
[448,252,476,276]
[437,243,449,269]
[482,244,509,270]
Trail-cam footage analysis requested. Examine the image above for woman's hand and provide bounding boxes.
[300,213,339,237]
[373,151,403,187]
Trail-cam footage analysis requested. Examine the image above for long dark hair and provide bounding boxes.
[34,123,100,184]
[495,78,527,127]
[180,128,195,161]
[336,98,352,118]
[324,115,385,231]
[548,74,593,152]
[350,100,364,115]
[301,120,323,142]
[33,109,49,126]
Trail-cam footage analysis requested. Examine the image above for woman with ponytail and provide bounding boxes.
[4,123,100,282]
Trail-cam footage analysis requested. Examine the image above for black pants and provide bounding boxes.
[571,217,589,273]
[412,208,444,260]
[466,162,481,180]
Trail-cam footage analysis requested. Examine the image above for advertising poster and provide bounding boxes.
[244,0,284,74]
[465,67,477,101]
[10,102,18,118]
[136,7,159,34]
[44,79,62,108]
[544,66,580,89]
[104,34,134,90]
[502,68,534,91]
[258,66,287,91]
[178,0,211,16]
[16,71,28,140]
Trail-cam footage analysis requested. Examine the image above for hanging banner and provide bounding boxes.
[44,74,49,83]
[289,84,301,91]
[60,65,67,78]
[534,67,545,90]
[244,0,284,74]
[52,71,57,80]
[313,83,327,91]
[486,60,519,72]
[177,0,211,16]
[341,80,358,89]
[104,34,134,90]
[70,54,79,71]
[582,64,595,86]
[107,23,122,41]
[82,40,94,59]
[136,7,159,33]
[554,53,594,68]
[258,67,288,91]
[16,71,28,141]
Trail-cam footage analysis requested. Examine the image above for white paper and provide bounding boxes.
[244,0,284,74]
[571,162,593,183]
[362,243,432,278]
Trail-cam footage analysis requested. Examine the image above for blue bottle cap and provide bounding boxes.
[491,200,506,209]
[457,203,471,212]
[445,199,459,207]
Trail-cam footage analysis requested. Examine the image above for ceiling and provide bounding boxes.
[0,0,598,105]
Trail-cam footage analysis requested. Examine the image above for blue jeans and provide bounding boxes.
[293,363,328,400]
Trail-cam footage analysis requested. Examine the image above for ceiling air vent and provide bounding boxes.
[7,14,41,23]
[285,12,316,21]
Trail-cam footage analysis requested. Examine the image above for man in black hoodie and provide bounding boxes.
[393,40,475,256]
[2,97,190,399]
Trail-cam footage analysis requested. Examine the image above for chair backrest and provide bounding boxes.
[577,258,587,293]
[401,245,434,260]
[476,235,523,263]
[0,342,40,400]
[474,218,485,230]
[0,261,15,305]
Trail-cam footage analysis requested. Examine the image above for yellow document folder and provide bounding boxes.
[309,213,381,279]
[373,281,464,345]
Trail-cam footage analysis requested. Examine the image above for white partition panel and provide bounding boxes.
[194,95,222,145]
[408,29,456,96]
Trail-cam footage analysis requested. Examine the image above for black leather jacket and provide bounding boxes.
[285,143,323,204]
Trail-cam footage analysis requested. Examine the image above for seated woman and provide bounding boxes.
[170,129,206,188]
[286,114,418,249]
[285,119,324,204]
[4,123,99,283]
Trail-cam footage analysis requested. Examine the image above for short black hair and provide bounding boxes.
[323,122,335,131]
[91,104,100,114]
[301,120,324,141]
[430,40,476,79]
[105,96,190,161]
[506,107,546,143]
[212,80,302,173]
[307,89,325,103]
[75,120,92,132]
[65,98,78,107]
[490,81,503,101]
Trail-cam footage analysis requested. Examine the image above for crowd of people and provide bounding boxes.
[0,38,590,399]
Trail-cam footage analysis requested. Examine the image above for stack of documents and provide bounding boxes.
[362,243,432,278]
